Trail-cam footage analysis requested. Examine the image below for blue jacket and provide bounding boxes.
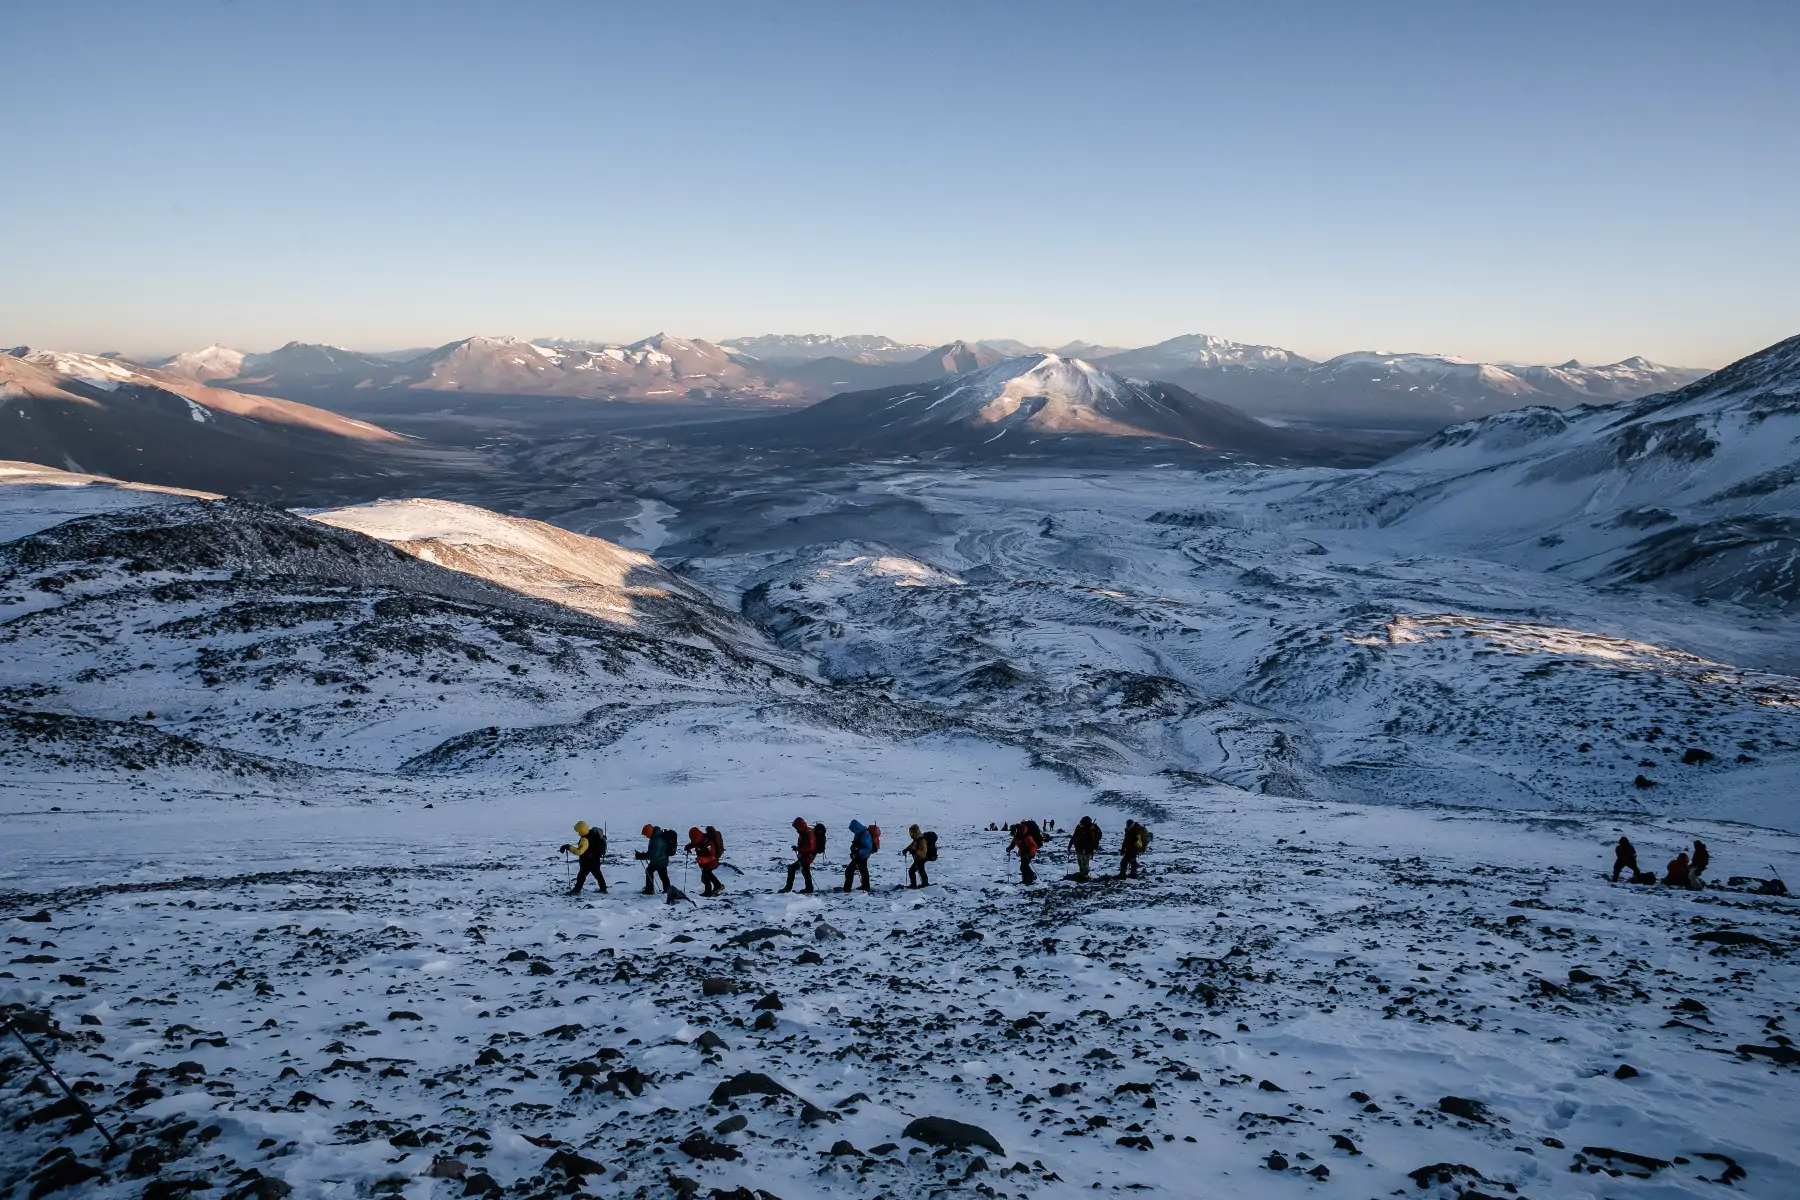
[849,821,873,861]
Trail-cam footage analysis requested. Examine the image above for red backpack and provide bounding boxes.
[867,824,881,853]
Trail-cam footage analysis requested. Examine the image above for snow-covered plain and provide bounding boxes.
[3,362,1799,1200]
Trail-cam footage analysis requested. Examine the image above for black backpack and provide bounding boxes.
[1024,819,1044,846]
[591,830,607,858]
[813,822,828,856]
[923,831,938,862]
[659,829,679,857]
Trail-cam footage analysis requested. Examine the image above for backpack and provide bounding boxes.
[923,831,938,862]
[1133,826,1152,853]
[709,828,725,858]
[867,824,881,853]
[659,829,678,857]
[813,822,827,856]
[590,830,607,858]
[1023,819,1044,847]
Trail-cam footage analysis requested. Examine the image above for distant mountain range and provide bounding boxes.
[0,347,405,494]
[137,330,1706,423]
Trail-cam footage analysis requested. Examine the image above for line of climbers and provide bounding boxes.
[556,813,1155,897]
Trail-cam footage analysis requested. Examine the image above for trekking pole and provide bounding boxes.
[2,1019,123,1154]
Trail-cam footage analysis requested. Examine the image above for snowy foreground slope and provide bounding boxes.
[1,421,1798,1199]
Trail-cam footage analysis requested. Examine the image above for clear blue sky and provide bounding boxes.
[3,0,1795,366]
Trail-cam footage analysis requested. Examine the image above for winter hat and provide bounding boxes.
[574,821,589,835]
[793,817,808,829]
[689,827,703,840]
[641,824,656,837]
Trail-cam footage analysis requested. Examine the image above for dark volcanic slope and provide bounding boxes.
[0,349,408,496]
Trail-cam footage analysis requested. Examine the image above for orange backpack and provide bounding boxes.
[868,824,881,853]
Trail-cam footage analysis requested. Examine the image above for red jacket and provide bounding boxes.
[793,823,816,862]
[1009,827,1039,858]
[687,830,721,869]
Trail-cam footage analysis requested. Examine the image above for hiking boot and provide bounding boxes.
[641,887,656,895]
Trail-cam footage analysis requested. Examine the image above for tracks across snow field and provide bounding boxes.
[2,787,1797,1199]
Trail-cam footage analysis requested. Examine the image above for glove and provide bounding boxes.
[560,844,572,853]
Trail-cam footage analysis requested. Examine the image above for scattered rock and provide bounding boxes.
[702,978,740,997]
[1693,930,1776,949]
[751,992,783,1011]
[1331,1134,1359,1154]
[710,1072,792,1104]
[1407,1163,1490,1189]
[1737,1043,1800,1065]
[18,910,51,923]
[714,1115,748,1135]
[1581,1146,1670,1177]
[902,1116,1004,1155]
[543,1149,605,1178]
[1613,1063,1639,1079]
[1264,1152,1288,1171]
[727,927,792,947]
[1436,1096,1491,1123]
[828,1140,862,1157]
[678,1132,742,1161]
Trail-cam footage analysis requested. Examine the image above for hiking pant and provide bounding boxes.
[1687,868,1705,890]
[1119,851,1139,879]
[1075,851,1093,879]
[1019,853,1036,885]
[908,860,929,888]
[700,866,722,896]
[1611,856,1635,882]
[844,857,871,891]
[572,858,607,894]
[643,862,671,893]
[783,859,815,892]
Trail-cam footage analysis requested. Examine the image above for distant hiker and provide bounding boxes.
[559,821,607,895]
[1069,816,1102,881]
[780,817,819,894]
[1664,851,1691,888]
[1610,836,1639,883]
[1119,820,1150,879]
[903,824,935,888]
[1689,839,1710,889]
[685,825,726,897]
[635,824,676,894]
[843,820,875,892]
[1008,821,1040,885]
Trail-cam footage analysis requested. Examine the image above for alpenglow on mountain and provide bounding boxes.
[705,353,1334,461]
[136,330,1705,418]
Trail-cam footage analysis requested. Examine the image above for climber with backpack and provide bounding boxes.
[1007,821,1040,885]
[635,824,676,895]
[685,825,727,897]
[559,821,608,895]
[903,824,936,888]
[844,820,877,892]
[1068,816,1101,882]
[1119,820,1151,879]
[780,817,820,894]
